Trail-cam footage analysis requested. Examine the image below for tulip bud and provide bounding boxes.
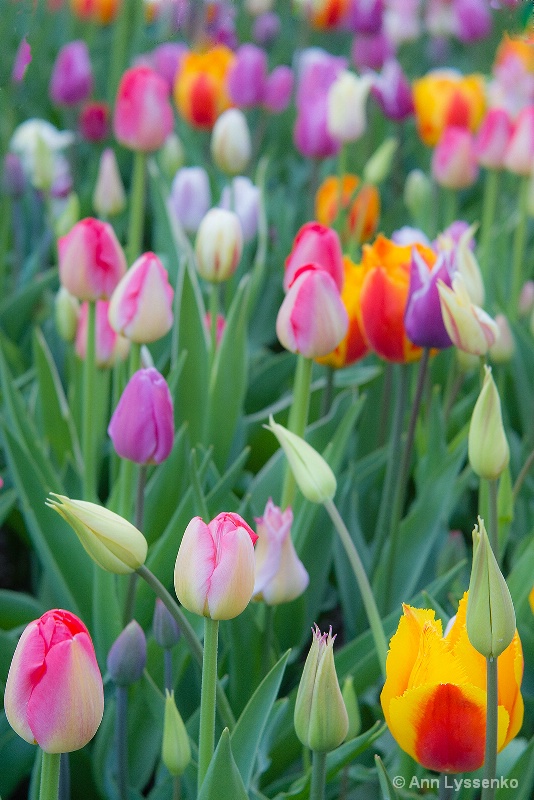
[170,166,211,235]
[159,133,186,179]
[404,169,432,221]
[107,620,147,686]
[58,217,127,301]
[265,416,337,504]
[342,676,361,740]
[79,101,109,143]
[466,518,516,658]
[55,286,80,342]
[46,494,148,574]
[363,137,397,185]
[437,274,499,356]
[33,134,54,192]
[284,222,344,293]
[113,66,174,152]
[264,65,293,113]
[211,108,252,176]
[468,365,509,481]
[162,690,191,776]
[195,208,243,283]
[152,598,181,649]
[490,315,515,364]
[294,625,348,752]
[227,44,268,108]
[431,126,479,190]
[327,71,372,143]
[93,148,126,218]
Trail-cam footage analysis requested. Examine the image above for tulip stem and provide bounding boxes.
[198,617,219,791]
[512,446,534,501]
[123,465,147,625]
[83,300,97,501]
[442,188,458,229]
[510,175,530,319]
[209,283,220,362]
[126,150,147,266]
[481,657,498,800]
[281,355,313,510]
[115,684,129,800]
[321,366,335,417]
[324,498,387,678]
[479,169,500,293]
[309,750,327,800]
[135,565,235,729]
[488,478,499,564]
[39,751,61,800]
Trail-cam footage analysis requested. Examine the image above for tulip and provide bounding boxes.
[284,221,344,293]
[174,45,235,130]
[174,512,258,620]
[195,208,243,282]
[474,107,513,170]
[345,0,383,33]
[10,119,74,191]
[79,101,109,142]
[371,60,414,122]
[490,314,514,363]
[503,106,534,176]
[327,70,372,143]
[307,0,350,29]
[108,368,174,465]
[277,264,349,359]
[454,224,485,306]
[170,166,211,235]
[437,274,499,356]
[210,108,252,176]
[468,365,509,481]
[363,138,398,185]
[314,175,380,246]
[404,168,433,223]
[150,42,188,93]
[412,70,486,147]
[49,40,93,106]
[4,609,104,753]
[351,31,394,72]
[107,620,147,686]
[113,66,174,152]
[252,11,281,46]
[108,252,174,343]
[404,248,455,349]
[294,625,348,752]
[70,0,119,24]
[162,690,191,776]
[55,286,80,343]
[59,217,127,301]
[47,494,148,574]
[380,593,523,772]
[454,0,492,44]
[76,300,130,368]
[265,416,337,504]
[12,36,31,83]
[431,126,479,190]
[253,499,309,605]
[220,176,260,242]
[153,598,181,649]
[92,148,126,217]
[204,312,226,347]
[227,44,268,108]
[293,49,345,159]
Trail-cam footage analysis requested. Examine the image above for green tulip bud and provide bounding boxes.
[162,690,191,776]
[468,365,509,480]
[363,137,397,185]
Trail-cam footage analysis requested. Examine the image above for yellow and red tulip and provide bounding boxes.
[412,70,486,147]
[173,46,235,130]
[70,0,119,24]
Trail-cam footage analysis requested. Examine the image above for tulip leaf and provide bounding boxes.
[230,649,290,788]
[143,422,189,545]
[0,589,44,630]
[496,735,534,800]
[198,728,249,800]
[507,534,534,621]
[0,712,36,800]
[0,267,58,342]
[374,754,400,800]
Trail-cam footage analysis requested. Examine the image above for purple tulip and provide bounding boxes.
[252,12,281,46]
[107,621,147,687]
[228,44,268,107]
[453,0,492,44]
[351,31,394,72]
[152,42,188,92]
[170,166,211,235]
[12,37,31,83]
[220,176,260,242]
[371,59,414,121]
[108,368,174,465]
[405,248,455,349]
[293,50,346,159]
[345,0,383,35]
[264,66,293,113]
[49,41,93,106]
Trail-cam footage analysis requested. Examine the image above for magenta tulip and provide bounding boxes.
[405,248,455,348]
[228,44,268,107]
[264,66,294,113]
[113,66,174,152]
[58,218,127,301]
[49,40,93,106]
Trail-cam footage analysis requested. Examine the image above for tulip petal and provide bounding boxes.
[208,525,255,620]
[4,621,44,744]
[174,517,215,616]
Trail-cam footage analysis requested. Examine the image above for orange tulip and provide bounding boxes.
[174,46,235,130]
[358,235,435,363]
[316,256,369,369]
[315,175,380,246]
[413,70,486,147]
[381,593,524,774]
[70,0,119,24]
[307,0,349,30]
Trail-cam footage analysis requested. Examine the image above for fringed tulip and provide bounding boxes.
[474,107,513,169]
[108,368,174,465]
[437,274,499,356]
[76,300,130,368]
[108,252,174,343]
[174,512,258,620]
[107,621,147,686]
[284,221,344,292]
[113,66,174,152]
[47,494,148,574]
[253,499,309,605]
[227,44,268,107]
[49,40,93,107]
[195,208,243,282]
[314,175,380,245]
[413,70,486,147]
[404,248,455,349]
[220,176,260,242]
[503,106,534,176]
[380,593,523,773]
[468,366,509,481]
[431,126,479,190]
[174,46,235,130]
[59,217,127,301]
[210,108,251,176]
[93,148,126,217]
[276,265,349,359]
[170,166,211,235]
[327,70,372,143]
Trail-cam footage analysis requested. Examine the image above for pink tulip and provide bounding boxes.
[58,218,127,301]
[276,264,349,358]
[76,300,130,368]
[264,66,294,113]
[108,252,174,343]
[228,44,268,107]
[113,66,174,152]
[252,12,281,46]
[108,368,174,464]
[503,106,534,176]
[284,222,344,293]
[345,0,383,35]
[253,499,309,605]
[431,126,479,189]
[453,0,492,44]
[12,37,31,83]
[174,512,258,620]
[79,101,110,142]
[293,50,346,159]
[4,609,104,753]
[351,31,394,72]
[49,40,93,106]
[474,108,513,170]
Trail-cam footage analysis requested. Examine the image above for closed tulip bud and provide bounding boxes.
[55,286,80,342]
[431,126,479,190]
[33,134,54,192]
[174,512,258,620]
[170,166,211,235]
[152,598,181,649]
[294,625,348,752]
[327,71,372,143]
[159,133,185,179]
[195,208,243,283]
[211,109,252,176]
[162,690,191,776]
[76,300,130,369]
[404,169,433,221]
[265,416,337,503]
[490,314,515,363]
[49,40,93,106]
[437,274,499,356]
[467,518,516,658]
[264,66,293,113]
[107,620,147,685]
[113,66,174,152]
[93,148,126,217]
[363,137,397,185]
[4,609,104,753]
[468,365,509,480]
[227,44,268,108]
[46,494,148,574]
[108,252,174,343]
[108,368,174,465]
[342,676,361,740]
[59,217,127,301]
[519,280,534,317]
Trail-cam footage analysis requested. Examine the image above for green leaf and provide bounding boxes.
[198,728,249,800]
[143,423,189,545]
[496,735,534,800]
[0,712,36,800]
[0,268,58,342]
[507,535,534,622]
[0,590,44,630]
[231,649,290,788]
[374,755,400,800]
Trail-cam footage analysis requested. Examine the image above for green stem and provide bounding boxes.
[126,151,147,265]
[107,0,143,104]
[123,465,147,625]
[324,499,387,678]
[512,446,534,500]
[198,617,219,791]
[510,175,530,319]
[281,356,313,509]
[335,144,347,236]
[135,565,235,729]
[39,751,61,800]
[478,169,500,291]
[209,282,219,364]
[309,750,328,800]
[262,604,274,675]
[481,657,498,800]
[83,300,97,501]
[321,366,335,417]
[442,187,458,229]
[116,684,128,800]
[487,478,499,564]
